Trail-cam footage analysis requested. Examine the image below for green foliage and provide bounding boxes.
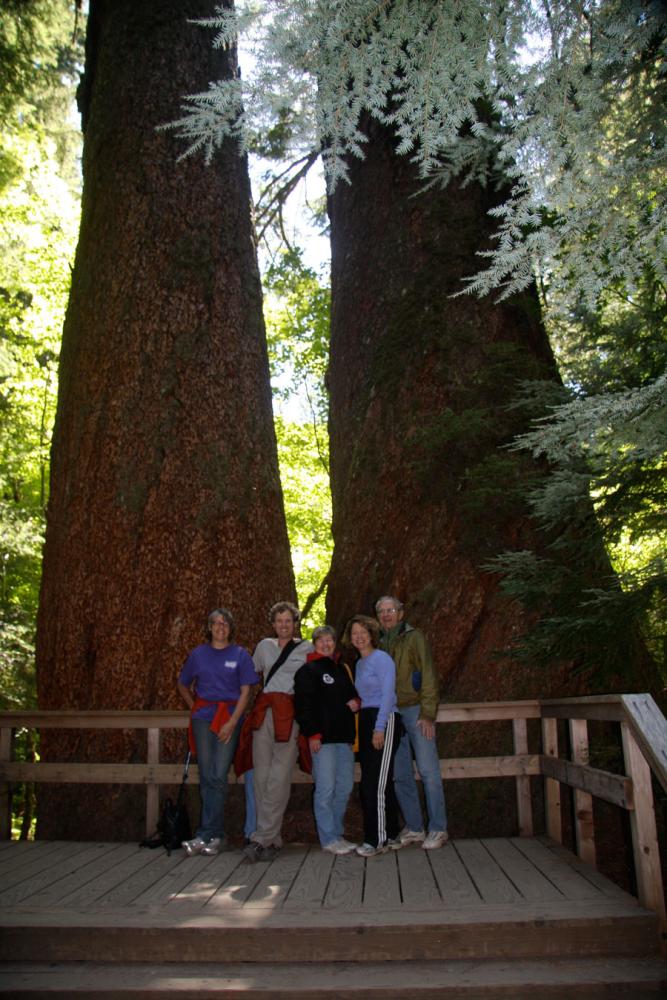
[175,2,666,312]
[275,417,332,635]
[0,0,83,713]
[492,372,666,677]
[489,545,665,682]
[264,247,330,427]
[263,248,333,633]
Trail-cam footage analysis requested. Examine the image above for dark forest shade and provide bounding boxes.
[35,0,295,838]
[326,117,576,703]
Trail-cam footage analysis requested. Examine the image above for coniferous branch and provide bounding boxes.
[170,1,666,314]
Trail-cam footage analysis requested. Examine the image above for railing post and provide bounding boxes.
[146,727,160,837]
[0,725,11,839]
[512,718,533,836]
[621,721,666,927]
[569,718,596,866]
[541,716,562,843]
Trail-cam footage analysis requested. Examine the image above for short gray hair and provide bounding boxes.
[374,595,403,614]
[206,607,236,640]
[312,625,337,644]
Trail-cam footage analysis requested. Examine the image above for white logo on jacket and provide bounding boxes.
[322,673,334,685]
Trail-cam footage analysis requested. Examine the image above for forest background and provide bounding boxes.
[0,2,664,756]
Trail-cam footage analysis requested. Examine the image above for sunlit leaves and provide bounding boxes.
[0,0,83,710]
[264,248,332,629]
[264,247,330,428]
[275,417,332,632]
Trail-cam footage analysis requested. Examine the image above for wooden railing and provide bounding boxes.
[1,693,665,926]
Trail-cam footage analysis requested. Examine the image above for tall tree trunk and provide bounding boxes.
[326,118,589,703]
[36,0,295,839]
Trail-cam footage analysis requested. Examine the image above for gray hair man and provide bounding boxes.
[375,596,448,849]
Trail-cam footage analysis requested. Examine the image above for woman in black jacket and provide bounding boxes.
[294,626,360,855]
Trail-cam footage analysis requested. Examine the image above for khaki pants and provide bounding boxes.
[250,709,298,847]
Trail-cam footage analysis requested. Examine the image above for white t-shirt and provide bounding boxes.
[253,637,314,695]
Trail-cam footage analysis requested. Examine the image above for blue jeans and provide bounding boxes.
[243,769,256,839]
[393,704,447,833]
[311,742,355,847]
[192,717,241,841]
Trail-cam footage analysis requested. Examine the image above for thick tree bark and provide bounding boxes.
[325,121,662,844]
[326,118,585,703]
[36,0,295,838]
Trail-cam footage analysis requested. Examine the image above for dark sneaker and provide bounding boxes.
[258,844,279,861]
[242,841,263,863]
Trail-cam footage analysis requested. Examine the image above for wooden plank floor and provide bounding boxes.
[0,835,643,931]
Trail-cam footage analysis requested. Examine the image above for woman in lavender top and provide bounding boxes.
[342,614,402,857]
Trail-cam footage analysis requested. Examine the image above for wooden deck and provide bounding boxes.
[0,834,637,915]
[1,836,666,997]
[0,835,657,941]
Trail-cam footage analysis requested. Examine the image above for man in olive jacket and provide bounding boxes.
[376,596,448,849]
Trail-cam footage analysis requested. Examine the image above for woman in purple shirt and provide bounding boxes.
[343,614,402,857]
[177,608,259,856]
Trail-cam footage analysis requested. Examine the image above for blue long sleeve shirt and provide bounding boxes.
[354,648,397,732]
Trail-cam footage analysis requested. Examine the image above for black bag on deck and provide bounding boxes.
[140,750,192,855]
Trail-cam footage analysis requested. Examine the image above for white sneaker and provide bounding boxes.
[323,839,355,855]
[422,830,449,850]
[397,827,425,846]
[387,836,405,851]
[338,838,359,851]
[182,837,207,856]
[201,838,223,855]
[355,842,388,858]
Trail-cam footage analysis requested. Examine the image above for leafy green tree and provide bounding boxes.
[0,0,83,712]
[0,0,83,837]
[275,416,332,632]
[264,247,330,428]
[264,249,332,631]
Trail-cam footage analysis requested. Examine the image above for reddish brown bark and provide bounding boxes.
[325,118,576,704]
[36,0,295,838]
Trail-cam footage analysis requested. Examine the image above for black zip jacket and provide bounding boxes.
[294,654,358,744]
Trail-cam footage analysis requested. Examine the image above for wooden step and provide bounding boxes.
[1,902,660,964]
[1,957,666,998]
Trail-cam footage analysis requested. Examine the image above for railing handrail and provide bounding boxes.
[1,694,664,789]
[619,693,667,795]
[2,693,664,790]
[1,693,664,931]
